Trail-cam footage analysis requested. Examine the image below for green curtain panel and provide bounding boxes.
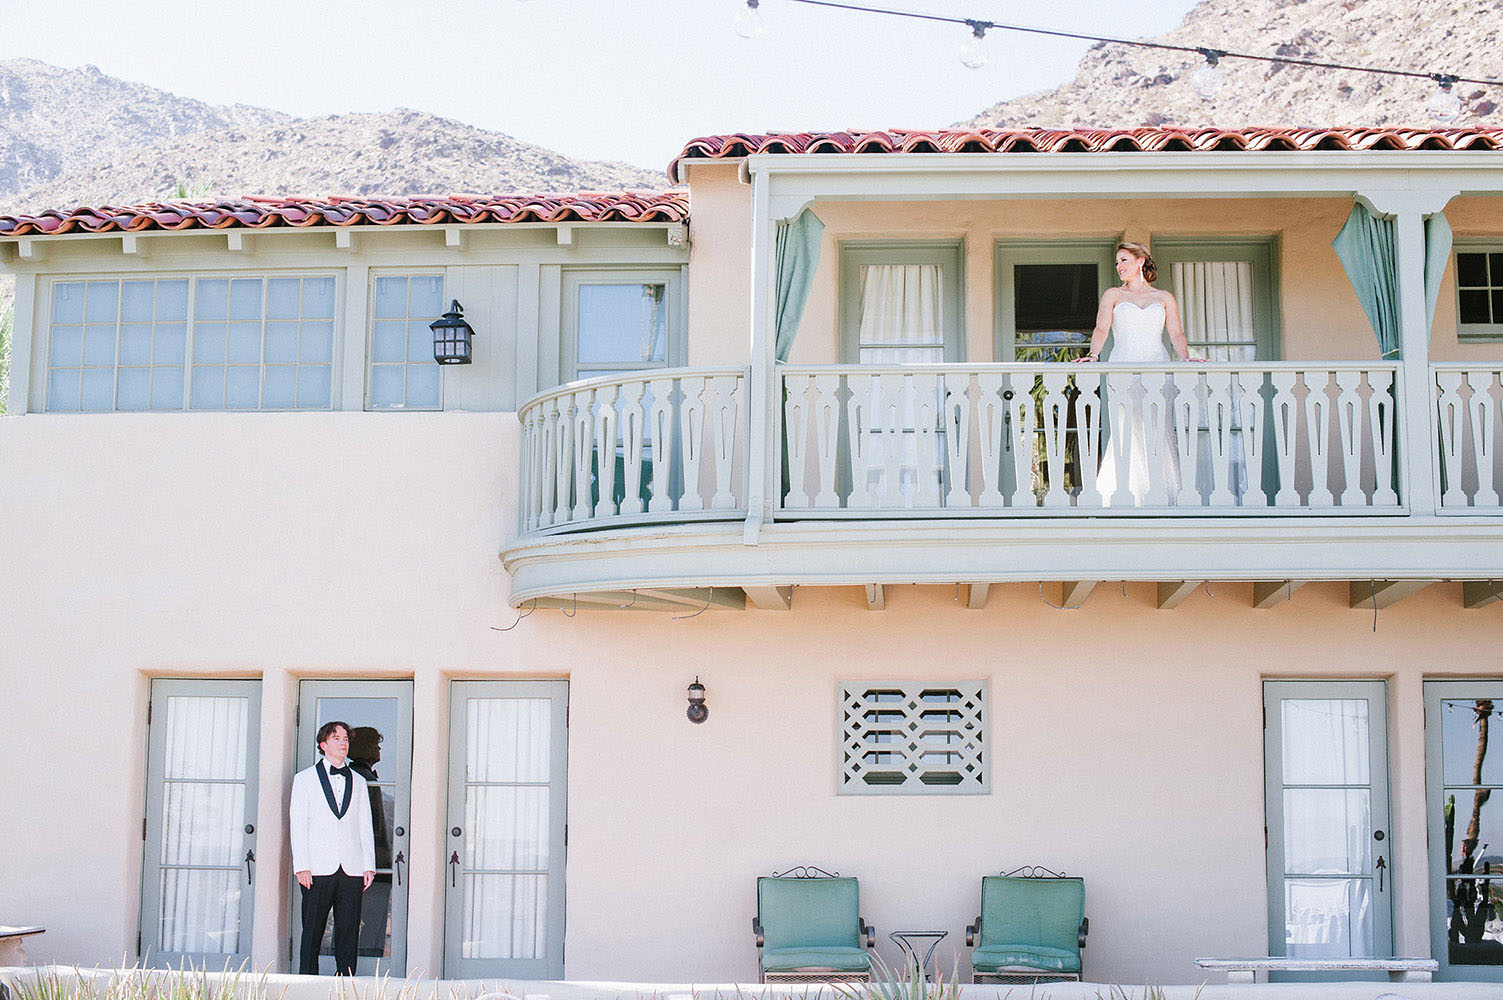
[1333,202,1453,359]
[1333,203,1401,359]
[773,208,824,362]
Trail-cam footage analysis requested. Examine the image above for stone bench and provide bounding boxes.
[0,927,44,967]
[1195,957,1438,983]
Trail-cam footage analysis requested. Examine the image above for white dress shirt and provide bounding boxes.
[290,757,376,877]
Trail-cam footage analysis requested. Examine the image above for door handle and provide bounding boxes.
[395,851,406,887]
[244,848,255,885]
[1375,855,1387,892]
[449,851,460,888]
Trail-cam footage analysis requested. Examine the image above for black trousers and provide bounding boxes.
[299,867,363,975]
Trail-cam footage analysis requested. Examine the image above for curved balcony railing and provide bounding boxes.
[517,368,749,535]
[1434,364,1503,511]
[780,363,1404,515]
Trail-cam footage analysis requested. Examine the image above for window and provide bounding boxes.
[839,242,963,363]
[995,240,1114,361]
[369,273,444,409]
[1424,680,1503,981]
[1455,247,1503,340]
[561,269,682,380]
[46,274,338,412]
[838,682,987,795]
[1154,238,1279,360]
[48,278,188,411]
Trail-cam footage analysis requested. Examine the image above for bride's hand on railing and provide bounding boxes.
[1073,353,1100,364]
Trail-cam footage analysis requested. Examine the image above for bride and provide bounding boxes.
[1074,242,1195,505]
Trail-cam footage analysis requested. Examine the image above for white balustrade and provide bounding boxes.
[780,363,1403,516]
[1434,365,1503,510]
[516,369,748,534]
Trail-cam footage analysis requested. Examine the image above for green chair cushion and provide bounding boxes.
[978,876,1084,953]
[971,945,1081,974]
[761,947,871,972]
[757,877,861,951]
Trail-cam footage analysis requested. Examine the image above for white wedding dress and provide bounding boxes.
[1098,300,1181,505]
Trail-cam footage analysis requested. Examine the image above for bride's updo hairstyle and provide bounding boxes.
[1116,241,1157,283]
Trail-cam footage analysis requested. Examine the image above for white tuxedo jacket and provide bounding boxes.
[290,759,376,877]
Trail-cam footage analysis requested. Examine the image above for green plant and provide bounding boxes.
[1092,985,1204,1000]
[11,968,95,1000]
[170,178,214,200]
[834,955,970,1000]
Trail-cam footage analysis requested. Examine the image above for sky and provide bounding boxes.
[0,0,1202,173]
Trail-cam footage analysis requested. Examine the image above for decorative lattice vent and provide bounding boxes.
[839,682,988,795]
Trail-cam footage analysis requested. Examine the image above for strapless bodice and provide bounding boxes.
[1108,300,1171,363]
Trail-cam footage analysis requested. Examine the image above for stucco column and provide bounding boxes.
[1357,190,1456,518]
[743,165,776,544]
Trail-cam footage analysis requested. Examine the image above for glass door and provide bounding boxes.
[1425,681,1503,980]
[1264,681,1393,969]
[139,679,261,967]
[444,680,569,979]
[292,680,413,975]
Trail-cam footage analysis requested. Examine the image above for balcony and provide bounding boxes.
[502,361,1503,608]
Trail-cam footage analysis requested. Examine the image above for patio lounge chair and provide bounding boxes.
[753,867,874,983]
[966,867,1088,984]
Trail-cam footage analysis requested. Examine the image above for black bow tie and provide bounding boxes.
[327,764,351,778]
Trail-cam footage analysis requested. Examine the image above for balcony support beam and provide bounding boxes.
[865,584,885,611]
[1350,580,1436,609]
[1156,580,1202,609]
[1462,581,1502,609]
[962,583,990,609]
[1253,581,1307,608]
[635,587,747,611]
[744,586,793,611]
[1059,581,1097,609]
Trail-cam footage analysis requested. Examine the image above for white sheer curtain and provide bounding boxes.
[1173,261,1258,501]
[463,699,550,960]
[856,265,946,502]
[857,265,944,362]
[159,695,248,954]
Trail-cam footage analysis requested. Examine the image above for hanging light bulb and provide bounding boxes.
[1427,74,1462,123]
[959,20,988,70]
[733,0,765,39]
[1190,49,1225,100]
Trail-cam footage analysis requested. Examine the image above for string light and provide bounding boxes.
[959,20,988,70]
[1190,49,1225,100]
[1428,74,1463,124]
[736,0,1503,118]
[734,0,766,39]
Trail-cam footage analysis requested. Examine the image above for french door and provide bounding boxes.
[292,680,413,975]
[140,679,261,967]
[1264,681,1393,968]
[444,681,569,979]
[1425,680,1503,981]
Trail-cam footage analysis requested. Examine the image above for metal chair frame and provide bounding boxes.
[966,866,1088,985]
[753,866,874,984]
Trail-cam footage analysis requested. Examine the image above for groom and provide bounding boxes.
[290,720,376,975]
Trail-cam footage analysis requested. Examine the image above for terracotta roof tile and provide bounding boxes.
[668,126,1503,180]
[0,191,688,238]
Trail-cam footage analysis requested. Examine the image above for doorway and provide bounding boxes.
[292,679,413,975]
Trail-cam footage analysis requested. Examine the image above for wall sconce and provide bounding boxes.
[686,677,708,724]
[430,299,474,365]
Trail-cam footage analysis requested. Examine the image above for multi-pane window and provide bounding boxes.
[838,682,987,795]
[46,275,337,411]
[1456,249,1503,339]
[190,277,334,409]
[48,279,189,411]
[369,274,444,409]
[562,270,681,380]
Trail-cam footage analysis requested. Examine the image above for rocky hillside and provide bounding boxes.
[0,59,664,216]
[964,0,1503,129]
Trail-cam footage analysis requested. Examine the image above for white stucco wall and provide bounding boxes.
[1,413,1498,984]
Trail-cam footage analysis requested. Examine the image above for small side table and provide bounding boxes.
[889,929,948,977]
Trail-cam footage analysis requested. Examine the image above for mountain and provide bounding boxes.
[963,0,1503,129]
[0,59,665,217]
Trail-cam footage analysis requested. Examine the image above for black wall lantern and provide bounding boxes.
[686,677,708,724]
[430,299,474,365]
